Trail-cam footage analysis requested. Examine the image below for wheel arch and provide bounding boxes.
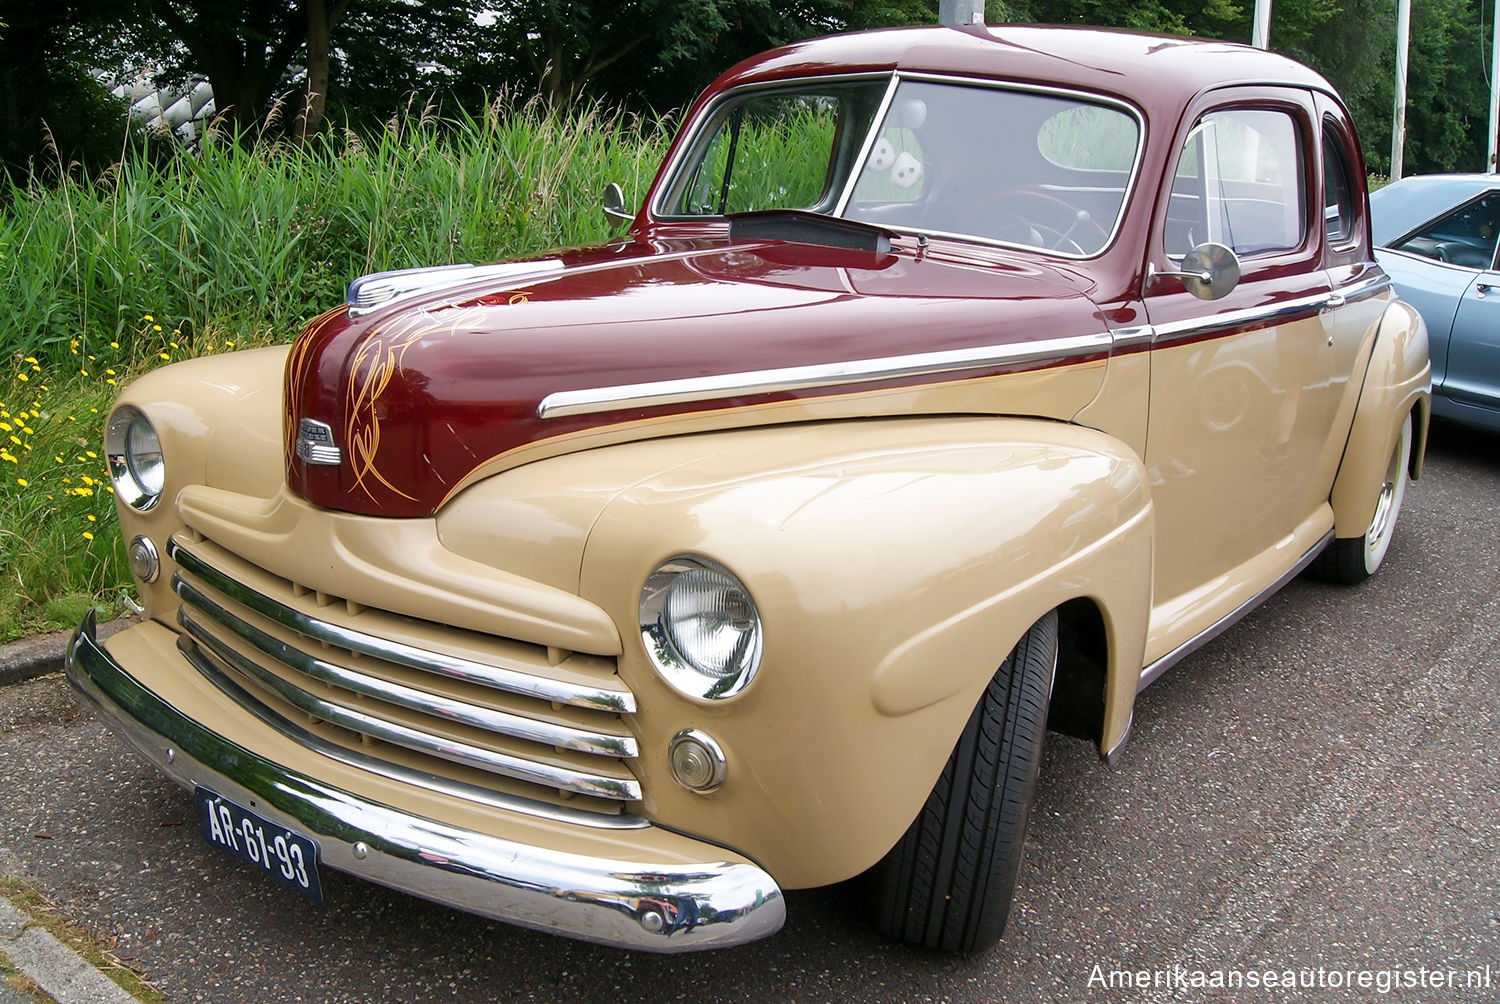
[1329,297,1432,539]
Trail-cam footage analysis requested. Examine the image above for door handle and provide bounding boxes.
[1324,292,1346,308]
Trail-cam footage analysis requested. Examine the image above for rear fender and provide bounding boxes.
[1330,299,1431,539]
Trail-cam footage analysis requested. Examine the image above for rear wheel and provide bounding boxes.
[1312,413,1412,584]
[869,611,1058,954]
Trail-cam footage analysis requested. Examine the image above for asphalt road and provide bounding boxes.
[1,419,1496,1003]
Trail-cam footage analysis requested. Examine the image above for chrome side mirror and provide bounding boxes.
[1150,242,1241,300]
[602,182,634,226]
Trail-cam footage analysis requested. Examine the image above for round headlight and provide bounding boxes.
[640,557,762,700]
[106,406,165,511]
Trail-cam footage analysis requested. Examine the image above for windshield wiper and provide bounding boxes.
[728,210,895,254]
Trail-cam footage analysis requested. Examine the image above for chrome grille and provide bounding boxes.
[166,537,642,814]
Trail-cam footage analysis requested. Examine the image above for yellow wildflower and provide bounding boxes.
[86,514,96,522]
[109,341,119,349]
[143,314,154,322]
[17,374,27,382]
[158,353,170,361]
[152,325,162,332]
[16,478,26,487]
[82,531,94,540]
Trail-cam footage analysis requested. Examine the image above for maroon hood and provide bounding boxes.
[284,236,1110,517]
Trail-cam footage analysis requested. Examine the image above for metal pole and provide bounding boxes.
[1391,0,1411,179]
[1252,0,1273,48]
[938,0,984,25]
[1489,0,1500,170]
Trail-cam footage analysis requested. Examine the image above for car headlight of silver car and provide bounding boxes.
[106,405,166,512]
[640,556,762,700]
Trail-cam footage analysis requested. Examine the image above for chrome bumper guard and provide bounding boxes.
[65,612,785,952]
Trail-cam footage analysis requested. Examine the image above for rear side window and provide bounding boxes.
[1165,108,1306,258]
[1391,194,1500,270]
[1322,122,1356,246]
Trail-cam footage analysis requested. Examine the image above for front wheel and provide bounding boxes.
[868,611,1058,954]
[1311,412,1412,584]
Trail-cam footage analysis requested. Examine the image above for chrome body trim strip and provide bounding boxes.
[1137,530,1333,693]
[1151,274,1392,343]
[537,331,1113,420]
[173,583,637,758]
[1152,291,1329,341]
[179,615,642,801]
[66,615,785,951]
[1109,325,1155,349]
[168,540,636,714]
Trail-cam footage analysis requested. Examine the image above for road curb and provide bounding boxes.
[0,619,139,688]
[0,898,138,1003]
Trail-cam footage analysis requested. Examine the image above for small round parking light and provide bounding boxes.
[668,730,727,793]
[128,535,160,584]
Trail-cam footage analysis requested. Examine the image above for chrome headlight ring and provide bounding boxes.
[640,556,763,701]
[105,405,166,512]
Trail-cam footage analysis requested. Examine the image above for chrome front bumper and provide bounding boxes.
[65,612,785,952]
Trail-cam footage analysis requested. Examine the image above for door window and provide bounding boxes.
[1165,109,1306,258]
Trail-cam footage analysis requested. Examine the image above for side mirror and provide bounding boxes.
[602,182,634,227]
[1149,242,1241,300]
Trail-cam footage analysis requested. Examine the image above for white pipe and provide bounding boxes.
[1392,0,1411,179]
[1489,0,1500,170]
[1252,0,1272,49]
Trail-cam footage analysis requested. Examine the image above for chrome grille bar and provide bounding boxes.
[174,581,637,758]
[168,539,635,714]
[180,615,642,801]
[172,634,646,829]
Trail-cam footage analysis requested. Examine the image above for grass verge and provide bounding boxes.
[0,875,162,1003]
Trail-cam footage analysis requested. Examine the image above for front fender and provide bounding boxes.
[577,417,1152,888]
[1330,299,1431,539]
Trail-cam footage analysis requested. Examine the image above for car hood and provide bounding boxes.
[284,235,1113,517]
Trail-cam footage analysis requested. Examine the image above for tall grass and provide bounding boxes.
[1,98,673,364]
[0,99,673,639]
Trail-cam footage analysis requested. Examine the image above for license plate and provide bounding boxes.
[193,788,323,903]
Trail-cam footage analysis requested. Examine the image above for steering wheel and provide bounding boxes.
[972,189,1109,254]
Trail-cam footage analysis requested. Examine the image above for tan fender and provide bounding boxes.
[577,417,1152,887]
[1329,299,1431,539]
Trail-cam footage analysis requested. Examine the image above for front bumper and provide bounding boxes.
[65,612,785,952]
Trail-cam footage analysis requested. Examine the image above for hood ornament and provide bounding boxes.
[295,418,342,466]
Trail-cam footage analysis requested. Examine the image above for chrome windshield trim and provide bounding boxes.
[538,331,1112,420]
[168,540,636,714]
[174,589,637,759]
[830,74,903,217]
[180,619,642,801]
[1138,530,1333,692]
[650,71,895,221]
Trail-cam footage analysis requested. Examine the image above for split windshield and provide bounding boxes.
[657,77,1142,257]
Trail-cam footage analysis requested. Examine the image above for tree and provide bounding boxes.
[0,1,146,179]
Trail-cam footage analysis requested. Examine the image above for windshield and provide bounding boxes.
[656,77,1142,257]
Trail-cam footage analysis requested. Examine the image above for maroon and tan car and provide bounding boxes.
[69,24,1430,954]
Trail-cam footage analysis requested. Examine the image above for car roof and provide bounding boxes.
[1370,174,1500,246]
[712,24,1337,114]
